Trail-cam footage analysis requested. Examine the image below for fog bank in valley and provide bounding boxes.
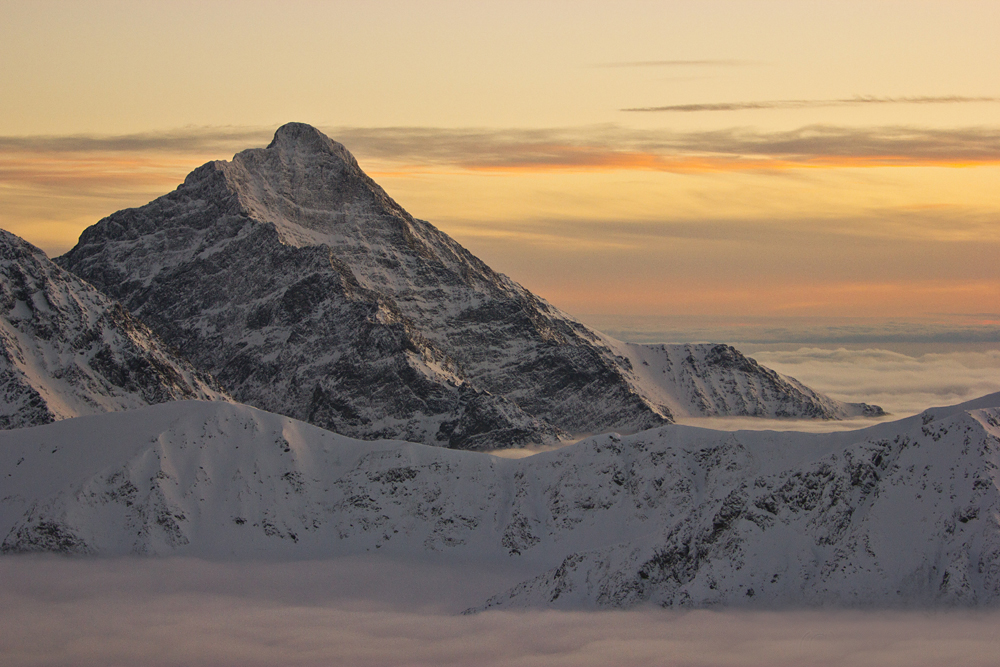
[746,347,1000,416]
[2,556,999,667]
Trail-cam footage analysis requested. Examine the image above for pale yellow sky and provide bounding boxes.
[1,0,998,332]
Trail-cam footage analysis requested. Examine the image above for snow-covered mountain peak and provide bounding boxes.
[57,125,884,447]
[215,123,408,248]
[266,121,359,165]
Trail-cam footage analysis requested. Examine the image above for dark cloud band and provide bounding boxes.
[333,124,1000,167]
[0,128,274,153]
[623,95,999,112]
[2,124,999,171]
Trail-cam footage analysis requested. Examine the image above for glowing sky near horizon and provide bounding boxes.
[1,0,998,327]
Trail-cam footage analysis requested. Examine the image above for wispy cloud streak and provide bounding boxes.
[0,127,273,154]
[624,95,999,112]
[592,59,755,68]
[333,124,1000,171]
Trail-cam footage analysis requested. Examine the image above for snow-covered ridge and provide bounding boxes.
[57,123,881,448]
[611,340,883,419]
[2,394,997,608]
[0,230,228,429]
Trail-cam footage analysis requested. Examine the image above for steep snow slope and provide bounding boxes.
[0,229,228,429]
[2,395,997,608]
[57,123,877,448]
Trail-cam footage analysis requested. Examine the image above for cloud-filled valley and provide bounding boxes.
[745,346,1000,417]
[4,556,1000,667]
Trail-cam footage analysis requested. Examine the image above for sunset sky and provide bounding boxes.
[5,5,1000,662]
[2,0,998,340]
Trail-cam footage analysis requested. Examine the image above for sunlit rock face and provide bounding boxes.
[0,229,227,429]
[58,123,878,448]
[1,395,996,609]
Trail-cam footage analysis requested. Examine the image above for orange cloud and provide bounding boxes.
[7,150,992,190]
[0,152,207,190]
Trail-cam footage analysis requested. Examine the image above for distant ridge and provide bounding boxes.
[57,123,882,448]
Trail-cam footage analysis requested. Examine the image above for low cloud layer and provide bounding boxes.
[624,95,999,113]
[2,556,999,667]
[741,347,1000,417]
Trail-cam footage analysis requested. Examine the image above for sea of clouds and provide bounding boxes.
[3,556,1000,667]
[743,346,1000,417]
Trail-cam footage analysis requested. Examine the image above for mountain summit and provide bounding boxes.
[57,123,881,448]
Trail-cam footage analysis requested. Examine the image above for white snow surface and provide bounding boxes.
[0,230,228,429]
[2,393,998,609]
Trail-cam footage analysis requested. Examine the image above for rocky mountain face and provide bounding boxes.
[0,230,228,429]
[1,394,997,608]
[57,123,880,448]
